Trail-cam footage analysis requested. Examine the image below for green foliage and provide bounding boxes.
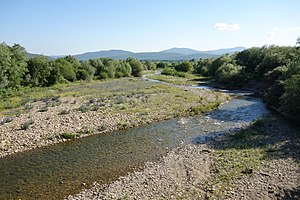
[156,62,167,69]
[161,67,188,78]
[99,72,109,79]
[215,63,242,84]
[128,57,143,77]
[60,132,80,139]
[0,43,28,89]
[26,56,56,87]
[195,58,213,76]
[161,67,177,76]
[208,55,233,77]
[144,60,156,70]
[190,101,221,114]
[280,74,300,116]
[54,58,76,82]
[77,60,95,81]
[175,61,193,72]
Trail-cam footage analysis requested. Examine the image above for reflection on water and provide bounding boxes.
[0,97,268,199]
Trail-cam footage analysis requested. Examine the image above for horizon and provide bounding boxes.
[1,0,299,55]
[45,46,247,57]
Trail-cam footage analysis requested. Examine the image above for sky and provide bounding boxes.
[1,0,300,55]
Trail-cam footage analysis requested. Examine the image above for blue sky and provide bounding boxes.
[1,0,299,55]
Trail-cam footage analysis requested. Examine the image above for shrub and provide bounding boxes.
[161,67,177,76]
[78,105,89,113]
[20,119,34,130]
[60,132,79,139]
[128,58,143,77]
[99,72,109,79]
[280,74,300,117]
[175,61,193,73]
[215,63,242,84]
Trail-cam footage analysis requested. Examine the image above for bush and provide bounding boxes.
[175,61,193,73]
[60,132,79,139]
[76,69,92,81]
[215,63,242,84]
[99,72,109,79]
[54,58,76,82]
[128,58,143,77]
[161,67,177,76]
[280,74,300,116]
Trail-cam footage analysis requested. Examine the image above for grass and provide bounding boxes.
[60,132,80,139]
[148,74,201,85]
[0,78,228,132]
[190,101,222,114]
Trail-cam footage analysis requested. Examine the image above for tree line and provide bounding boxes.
[0,43,149,91]
[158,41,300,121]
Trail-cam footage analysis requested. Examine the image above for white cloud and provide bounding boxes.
[285,26,300,32]
[214,23,241,31]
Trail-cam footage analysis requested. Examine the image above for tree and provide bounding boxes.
[64,55,81,70]
[115,61,131,78]
[77,60,95,81]
[54,58,76,82]
[0,43,27,89]
[215,63,242,83]
[26,56,53,87]
[280,74,300,117]
[297,36,300,46]
[208,55,233,77]
[194,58,213,76]
[175,61,193,73]
[127,58,143,77]
[156,62,167,69]
[144,60,156,70]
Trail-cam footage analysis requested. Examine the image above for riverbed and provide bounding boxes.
[0,90,268,199]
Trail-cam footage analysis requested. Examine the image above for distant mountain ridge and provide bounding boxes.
[73,47,246,61]
[28,47,246,61]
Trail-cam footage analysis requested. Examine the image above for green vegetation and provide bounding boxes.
[60,132,80,139]
[0,43,150,93]
[0,78,227,124]
[149,74,199,85]
[150,40,300,122]
[2,40,300,121]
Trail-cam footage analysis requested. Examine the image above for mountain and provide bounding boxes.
[29,47,246,61]
[27,53,55,60]
[74,50,134,60]
[73,47,246,60]
[202,47,246,55]
[162,47,201,55]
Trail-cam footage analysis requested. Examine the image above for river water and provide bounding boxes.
[0,80,269,199]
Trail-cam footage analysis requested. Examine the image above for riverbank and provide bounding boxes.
[0,78,229,158]
[68,115,300,199]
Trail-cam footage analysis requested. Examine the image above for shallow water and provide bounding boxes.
[0,94,268,199]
